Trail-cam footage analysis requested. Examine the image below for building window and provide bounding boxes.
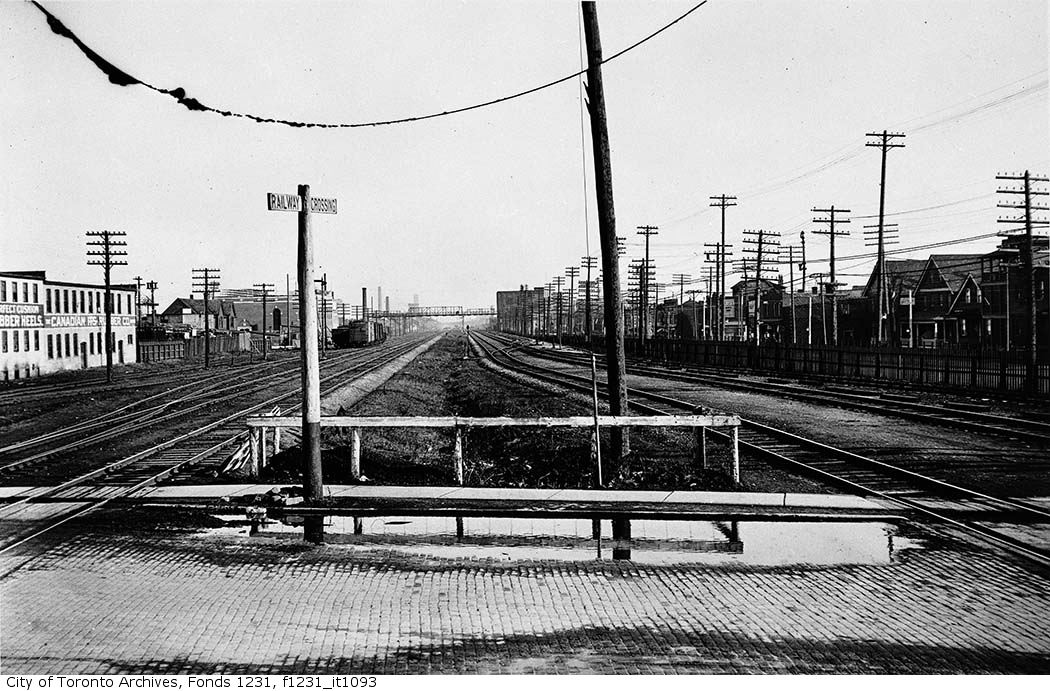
[10,282,17,302]
[64,333,70,356]
[34,330,39,351]
[0,280,5,301]
[72,333,78,355]
[127,334,133,344]
[33,284,38,304]
[23,283,28,302]
[2,331,7,353]
[23,330,29,351]
[63,290,69,313]
[72,290,78,313]
[80,291,86,313]
[46,289,52,312]
[47,334,53,358]
[13,330,19,352]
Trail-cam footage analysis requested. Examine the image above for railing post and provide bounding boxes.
[259,426,268,470]
[350,428,362,481]
[694,426,707,470]
[730,426,740,484]
[248,427,260,478]
[454,426,464,485]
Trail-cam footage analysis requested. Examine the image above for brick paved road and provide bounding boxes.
[1,510,1048,674]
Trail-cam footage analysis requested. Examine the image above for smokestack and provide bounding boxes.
[385,296,390,312]
[361,287,367,320]
[378,286,383,311]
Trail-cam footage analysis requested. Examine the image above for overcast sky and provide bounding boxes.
[2,0,1047,311]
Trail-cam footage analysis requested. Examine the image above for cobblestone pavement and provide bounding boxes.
[1,510,1048,674]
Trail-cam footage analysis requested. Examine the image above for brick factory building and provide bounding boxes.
[1,271,137,380]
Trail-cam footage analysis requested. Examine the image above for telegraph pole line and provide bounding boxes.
[866,131,906,344]
[146,280,158,327]
[582,256,597,343]
[565,266,580,336]
[812,206,851,346]
[997,170,1050,393]
[86,231,128,382]
[544,282,554,335]
[191,268,220,368]
[710,194,737,340]
[254,282,275,360]
[636,225,658,343]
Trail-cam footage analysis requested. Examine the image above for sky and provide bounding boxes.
[1,0,1047,312]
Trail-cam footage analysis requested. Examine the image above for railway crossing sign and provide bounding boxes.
[267,192,338,214]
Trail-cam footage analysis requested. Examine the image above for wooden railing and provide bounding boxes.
[243,414,741,486]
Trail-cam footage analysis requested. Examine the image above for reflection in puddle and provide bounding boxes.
[207,514,921,566]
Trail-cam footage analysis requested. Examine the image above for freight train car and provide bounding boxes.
[332,320,387,348]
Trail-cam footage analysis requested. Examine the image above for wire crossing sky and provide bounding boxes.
[31,0,710,129]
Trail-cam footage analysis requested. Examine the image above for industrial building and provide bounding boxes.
[1,271,138,380]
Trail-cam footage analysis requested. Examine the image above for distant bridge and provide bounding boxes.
[366,306,496,319]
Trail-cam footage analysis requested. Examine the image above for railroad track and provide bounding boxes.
[0,355,310,465]
[503,336,1050,446]
[0,335,437,554]
[471,331,1050,565]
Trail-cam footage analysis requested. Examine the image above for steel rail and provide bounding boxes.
[0,335,436,555]
[471,331,1050,565]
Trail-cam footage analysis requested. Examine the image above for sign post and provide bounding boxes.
[268,186,337,543]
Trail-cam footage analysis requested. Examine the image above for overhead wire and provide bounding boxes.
[31,0,710,129]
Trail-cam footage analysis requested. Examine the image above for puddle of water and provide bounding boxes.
[203,514,922,566]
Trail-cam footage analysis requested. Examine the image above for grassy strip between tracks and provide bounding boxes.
[252,332,829,494]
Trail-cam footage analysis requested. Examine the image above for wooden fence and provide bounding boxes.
[138,332,253,363]
[553,336,1050,396]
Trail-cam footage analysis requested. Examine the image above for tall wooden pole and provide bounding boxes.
[298,184,323,512]
[583,1,628,463]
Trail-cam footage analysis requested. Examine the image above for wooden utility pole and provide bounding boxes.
[191,268,220,368]
[866,131,906,344]
[582,256,597,343]
[686,288,701,338]
[710,195,737,340]
[553,275,565,344]
[704,242,733,338]
[86,231,127,382]
[785,246,797,344]
[812,207,850,346]
[565,266,580,335]
[254,282,274,360]
[636,225,658,343]
[582,0,629,463]
[133,275,143,326]
[297,185,323,511]
[146,280,158,327]
[997,170,1049,393]
[673,273,690,338]
[742,229,780,343]
[314,273,328,355]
